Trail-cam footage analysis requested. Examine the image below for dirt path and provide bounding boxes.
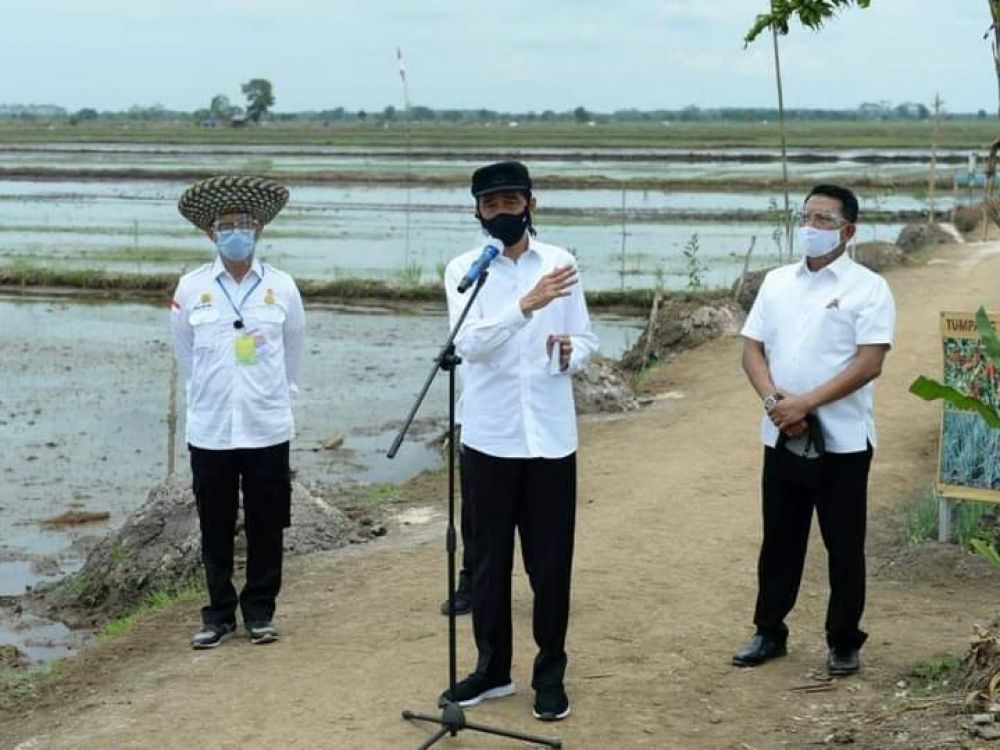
[4,243,1000,749]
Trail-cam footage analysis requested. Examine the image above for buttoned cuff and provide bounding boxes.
[564,336,587,375]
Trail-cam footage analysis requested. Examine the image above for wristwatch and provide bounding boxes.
[763,394,780,411]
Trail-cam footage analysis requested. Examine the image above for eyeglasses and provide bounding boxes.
[795,210,848,229]
[212,218,258,235]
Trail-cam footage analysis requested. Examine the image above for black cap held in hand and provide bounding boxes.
[471,161,532,198]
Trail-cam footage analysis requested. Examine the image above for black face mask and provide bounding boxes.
[480,209,529,247]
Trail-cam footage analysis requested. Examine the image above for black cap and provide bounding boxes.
[471,161,532,198]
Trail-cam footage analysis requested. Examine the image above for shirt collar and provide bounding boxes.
[498,235,540,264]
[211,255,263,282]
[795,249,853,279]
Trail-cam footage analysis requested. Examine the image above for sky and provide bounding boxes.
[2,0,996,114]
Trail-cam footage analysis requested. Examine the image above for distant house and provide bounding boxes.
[229,113,248,128]
[200,118,218,128]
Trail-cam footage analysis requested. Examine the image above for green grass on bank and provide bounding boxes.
[98,581,205,640]
[0,263,716,311]
[1,119,997,150]
[902,487,1000,570]
[0,658,65,710]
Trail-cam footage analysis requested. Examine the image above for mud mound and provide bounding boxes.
[875,541,998,586]
[621,297,744,370]
[573,356,640,414]
[31,477,354,627]
[732,268,774,312]
[896,222,963,254]
[854,241,907,272]
[953,202,988,234]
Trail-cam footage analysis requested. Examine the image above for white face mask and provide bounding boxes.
[798,226,843,258]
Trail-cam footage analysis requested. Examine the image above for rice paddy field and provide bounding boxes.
[0,117,988,602]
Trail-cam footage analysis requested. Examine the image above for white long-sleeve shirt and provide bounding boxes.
[445,237,599,459]
[170,256,305,450]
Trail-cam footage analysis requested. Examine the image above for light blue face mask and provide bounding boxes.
[215,228,255,262]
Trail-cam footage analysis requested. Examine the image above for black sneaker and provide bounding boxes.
[246,621,280,645]
[439,574,472,616]
[191,622,236,650]
[533,685,571,721]
[438,673,515,708]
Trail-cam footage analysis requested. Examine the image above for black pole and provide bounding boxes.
[388,271,561,749]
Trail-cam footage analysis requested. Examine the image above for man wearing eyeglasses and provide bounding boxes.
[171,176,305,649]
[732,184,895,677]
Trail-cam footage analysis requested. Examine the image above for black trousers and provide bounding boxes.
[457,446,476,591]
[189,442,291,626]
[463,446,577,691]
[753,444,873,650]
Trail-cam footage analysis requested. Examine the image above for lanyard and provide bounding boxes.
[216,272,263,330]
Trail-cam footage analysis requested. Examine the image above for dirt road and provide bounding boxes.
[4,242,1000,749]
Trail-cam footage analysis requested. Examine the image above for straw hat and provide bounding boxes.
[178,175,289,230]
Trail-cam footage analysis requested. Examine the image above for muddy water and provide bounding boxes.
[0,295,642,597]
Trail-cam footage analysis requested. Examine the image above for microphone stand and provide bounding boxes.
[387,271,561,749]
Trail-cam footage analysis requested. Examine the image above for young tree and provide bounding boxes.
[241,78,275,123]
[986,2,1000,117]
[744,1,872,260]
[745,0,872,43]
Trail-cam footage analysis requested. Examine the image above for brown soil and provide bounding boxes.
[3,243,1000,749]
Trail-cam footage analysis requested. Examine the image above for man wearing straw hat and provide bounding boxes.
[171,176,305,649]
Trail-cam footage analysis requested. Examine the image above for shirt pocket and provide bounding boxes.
[816,308,858,353]
[189,307,221,348]
[245,304,286,328]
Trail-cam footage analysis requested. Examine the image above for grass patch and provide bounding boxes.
[907,653,961,696]
[902,489,940,547]
[362,484,400,507]
[1,119,997,150]
[0,659,65,708]
[98,580,204,640]
[0,262,709,312]
[0,165,954,193]
[901,487,1000,565]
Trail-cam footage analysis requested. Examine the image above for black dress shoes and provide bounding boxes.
[732,634,788,667]
[827,647,860,676]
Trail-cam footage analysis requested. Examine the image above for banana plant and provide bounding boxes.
[909,306,1000,429]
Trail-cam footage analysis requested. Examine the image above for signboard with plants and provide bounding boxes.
[911,310,1000,504]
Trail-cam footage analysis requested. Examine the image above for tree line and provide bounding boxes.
[0,101,989,125]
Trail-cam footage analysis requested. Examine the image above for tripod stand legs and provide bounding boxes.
[403,703,562,748]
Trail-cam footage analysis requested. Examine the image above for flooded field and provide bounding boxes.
[1,177,916,290]
[0,295,641,597]
[0,141,949,595]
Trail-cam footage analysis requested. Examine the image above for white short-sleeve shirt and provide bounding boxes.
[741,253,895,453]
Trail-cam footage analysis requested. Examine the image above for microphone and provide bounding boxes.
[457,243,501,293]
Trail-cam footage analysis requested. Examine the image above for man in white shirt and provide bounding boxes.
[733,184,895,676]
[171,176,305,649]
[438,161,599,722]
